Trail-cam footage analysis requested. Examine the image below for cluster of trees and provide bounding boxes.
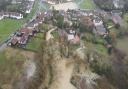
[94,0,128,11]
[94,0,114,11]
[0,0,30,14]
[123,0,128,11]
[0,0,12,11]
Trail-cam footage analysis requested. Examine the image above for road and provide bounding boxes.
[0,43,7,52]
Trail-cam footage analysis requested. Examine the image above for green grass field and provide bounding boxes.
[0,19,24,43]
[26,33,45,52]
[79,0,96,9]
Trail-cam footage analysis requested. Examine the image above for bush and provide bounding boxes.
[90,59,112,77]
[38,23,49,32]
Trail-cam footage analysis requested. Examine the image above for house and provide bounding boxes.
[25,0,35,13]
[112,13,123,26]
[3,12,10,17]
[111,10,122,15]
[26,13,44,29]
[9,28,35,46]
[19,33,29,45]
[67,29,80,44]
[93,17,103,26]
[26,19,43,29]
[67,29,76,40]
[93,16,107,35]
[95,25,107,35]
[72,34,80,44]
[0,13,4,20]
[17,28,34,36]
[11,38,18,46]
[0,12,23,20]
[17,28,33,45]
[9,12,23,19]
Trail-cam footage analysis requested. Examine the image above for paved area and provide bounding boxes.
[0,43,7,52]
[50,2,78,11]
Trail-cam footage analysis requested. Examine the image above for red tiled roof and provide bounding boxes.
[70,34,80,44]
[17,28,32,34]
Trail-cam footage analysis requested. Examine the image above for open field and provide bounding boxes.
[26,33,45,52]
[0,19,24,43]
[51,2,78,11]
[79,0,96,9]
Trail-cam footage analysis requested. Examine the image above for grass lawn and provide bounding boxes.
[79,0,96,9]
[26,33,45,52]
[0,19,24,43]
[84,41,108,56]
[95,44,108,55]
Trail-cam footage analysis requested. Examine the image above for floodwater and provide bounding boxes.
[116,37,128,54]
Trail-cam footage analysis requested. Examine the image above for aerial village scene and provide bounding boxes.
[0,0,128,89]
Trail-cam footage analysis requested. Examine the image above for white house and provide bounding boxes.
[3,12,9,17]
[29,0,35,1]
[25,0,35,14]
[93,17,103,26]
[68,30,75,40]
[0,13,4,20]
[10,13,23,19]
[25,8,31,14]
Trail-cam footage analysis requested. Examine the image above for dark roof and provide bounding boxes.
[112,14,122,24]
[11,38,18,45]
[0,12,4,16]
[20,33,29,44]
[96,25,106,34]
[17,28,32,34]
